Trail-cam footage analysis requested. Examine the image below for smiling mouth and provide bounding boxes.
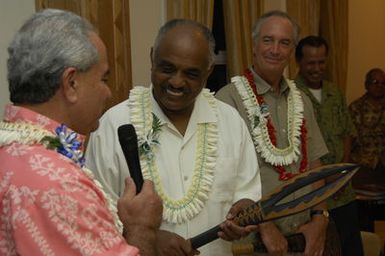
[166,88,184,97]
[265,57,282,64]
[310,73,322,80]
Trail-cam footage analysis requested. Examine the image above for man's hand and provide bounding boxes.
[118,177,163,255]
[218,199,258,241]
[298,215,328,256]
[118,177,163,229]
[259,221,288,255]
[157,230,199,256]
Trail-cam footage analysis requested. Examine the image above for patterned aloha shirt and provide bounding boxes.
[296,77,356,209]
[349,93,385,169]
[0,104,138,256]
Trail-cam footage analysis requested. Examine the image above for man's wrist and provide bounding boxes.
[124,225,158,255]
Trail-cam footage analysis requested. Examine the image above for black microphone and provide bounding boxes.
[118,124,144,194]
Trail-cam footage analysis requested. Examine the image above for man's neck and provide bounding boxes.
[305,80,322,90]
[253,67,283,94]
[367,95,385,107]
[162,106,194,136]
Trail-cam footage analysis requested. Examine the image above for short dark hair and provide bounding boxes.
[152,19,216,67]
[295,35,329,62]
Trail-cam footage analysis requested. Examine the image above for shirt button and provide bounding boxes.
[184,176,188,181]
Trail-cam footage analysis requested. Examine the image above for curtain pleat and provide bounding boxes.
[222,0,263,77]
[166,0,214,29]
[287,0,348,93]
[320,0,349,92]
[287,0,320,78]
[35,0,132,110]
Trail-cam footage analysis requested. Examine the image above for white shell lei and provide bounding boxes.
[128,86,218,224]
[231,76,304,166]
[0,121,123,233]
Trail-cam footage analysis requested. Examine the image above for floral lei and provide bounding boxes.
[231,69,307,180]
[128,86,218,224]
[0,121,123,233]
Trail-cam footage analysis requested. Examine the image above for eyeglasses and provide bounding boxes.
[368,79,385,86]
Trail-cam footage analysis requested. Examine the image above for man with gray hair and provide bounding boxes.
[217,10,329,255]
[0,9,162,255]
[86,19,262,255]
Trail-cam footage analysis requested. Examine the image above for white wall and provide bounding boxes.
[347,0,385,104]
[129,0,165,87]
[0,0,34,116]
[264,0,286,12]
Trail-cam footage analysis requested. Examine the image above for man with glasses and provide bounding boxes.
[349,68,385,174]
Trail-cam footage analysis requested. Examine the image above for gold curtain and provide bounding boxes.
[287,0,320,78]
[320,0,349,92]
[222,0,264,77]
[286,0,348,92]
[166,0,214,29]
[35,0,132,110]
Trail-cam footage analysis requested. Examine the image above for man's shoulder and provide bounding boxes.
[297,88,313,107]
[349,96,365,109]
[1,144,82,188]
[215,82,235,98]
[216,97,242,116]
[99,99,131,126]
[322,80,344,95]
[215,98,249,130]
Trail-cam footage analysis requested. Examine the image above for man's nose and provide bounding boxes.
[169,72,186,88]
[270,42,280,55]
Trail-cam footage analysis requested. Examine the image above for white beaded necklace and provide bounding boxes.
[231,74,304,167]
[128,86,218,224]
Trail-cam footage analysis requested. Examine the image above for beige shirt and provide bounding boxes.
[216,70,328,235]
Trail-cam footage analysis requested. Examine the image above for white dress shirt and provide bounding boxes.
[86,88,261,256]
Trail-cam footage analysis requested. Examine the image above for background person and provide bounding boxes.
[295,35,363,256]
[349,68,385,176]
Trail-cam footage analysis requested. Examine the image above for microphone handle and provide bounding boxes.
[127,150,143,194]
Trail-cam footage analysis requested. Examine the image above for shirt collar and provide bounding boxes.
[249,67,289,95]
[3,104,86,144]
[295,75,335,98]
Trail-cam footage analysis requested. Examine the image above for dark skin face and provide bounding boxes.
[297,45,327,89]
[150,25,213,127]
[365,70,385,100]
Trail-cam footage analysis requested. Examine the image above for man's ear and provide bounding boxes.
[207,64,214,77]
[61,67,78,103]
[150,47,154,68]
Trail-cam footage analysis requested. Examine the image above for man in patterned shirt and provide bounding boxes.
[295,35,363,255]
[0,9,162,255]
[349,68,385,174]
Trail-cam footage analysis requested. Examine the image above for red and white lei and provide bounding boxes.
[231,69,308,180]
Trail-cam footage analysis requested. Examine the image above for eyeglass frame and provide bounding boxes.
[367,79,385,86]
